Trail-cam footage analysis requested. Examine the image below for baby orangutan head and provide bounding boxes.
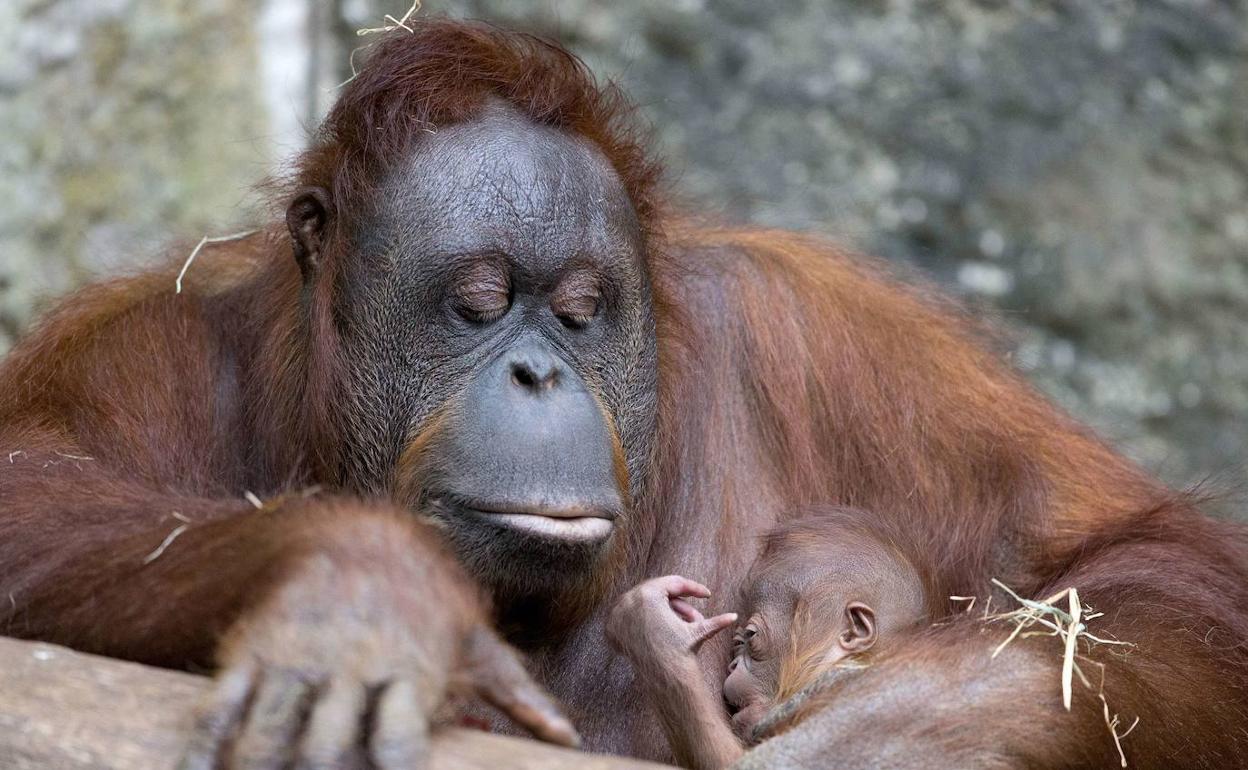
[723,518,927,737]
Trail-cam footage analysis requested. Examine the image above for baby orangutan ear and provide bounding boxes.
[837,602,877,654]
[287,186,333,282]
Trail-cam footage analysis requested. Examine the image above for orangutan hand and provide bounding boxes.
[606,575,738,675]
[179,508,578,769]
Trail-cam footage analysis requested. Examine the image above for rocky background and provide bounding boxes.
[2,0,1246,504]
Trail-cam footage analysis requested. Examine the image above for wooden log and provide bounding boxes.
[0,636,672,770]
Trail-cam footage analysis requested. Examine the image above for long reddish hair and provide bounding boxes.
[294,18,663,245]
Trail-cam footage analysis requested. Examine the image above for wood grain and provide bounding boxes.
[0,636,672,770]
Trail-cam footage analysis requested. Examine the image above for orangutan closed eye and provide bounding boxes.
[4,18,1247,770]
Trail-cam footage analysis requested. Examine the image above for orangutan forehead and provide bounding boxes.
[748,544,880,609]
[374,103,641,261]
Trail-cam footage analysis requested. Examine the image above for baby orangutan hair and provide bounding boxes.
[606,505,933,769]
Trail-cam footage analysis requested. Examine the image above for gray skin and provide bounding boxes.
[317,104,659,606]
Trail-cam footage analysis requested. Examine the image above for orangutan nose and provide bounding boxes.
[508,345,563,393]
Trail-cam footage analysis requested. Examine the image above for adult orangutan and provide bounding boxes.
[1,18,1245,769]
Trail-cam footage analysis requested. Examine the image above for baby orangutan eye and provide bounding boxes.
[733,625,760,657]
[454,262,511,323]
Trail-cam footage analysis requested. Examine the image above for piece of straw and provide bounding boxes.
[356,1,421,37]
[175,231,258,294]
[1061,588,1081,709]
[142,524,188,565]
[1102,690,1140,768]
[980,579,1139,766]
[950,594,977,612]
[335,1,423,89]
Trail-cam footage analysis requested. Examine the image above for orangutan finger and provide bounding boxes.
[670,597,705,623]
[178,660,259,770]
[465,628,581,748]
[230,669,316,770]
[296,676,368,770]
[691,613,739,651]
[655,575,712,600]
[371,679,429,770]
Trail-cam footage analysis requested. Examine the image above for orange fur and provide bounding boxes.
[1,19,1245,765]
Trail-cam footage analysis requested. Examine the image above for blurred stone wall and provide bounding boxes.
[0,0,273,350]
[3,0,1247,496]
[393,0,1248,494]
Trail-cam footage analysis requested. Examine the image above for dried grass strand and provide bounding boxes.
[334,1,423,90]
[356,1,421,37]
[1062,588,1082,710]
[950,595,977,612]
[977,579,1140,766]
[142,523,188,565]
[175,231,258,294]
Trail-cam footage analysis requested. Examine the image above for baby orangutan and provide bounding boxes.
[606,508,930,769]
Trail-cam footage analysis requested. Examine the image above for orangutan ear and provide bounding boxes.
[837,602,877,654]
[287,187,333,282]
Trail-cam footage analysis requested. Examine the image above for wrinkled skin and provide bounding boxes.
[330,105,658,601]
[7,24,1248,770]
[175,104,659,767]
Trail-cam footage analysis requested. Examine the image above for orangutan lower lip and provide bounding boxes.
[483,512,614,541]
[445,497,618,541]
[450,495,621,520]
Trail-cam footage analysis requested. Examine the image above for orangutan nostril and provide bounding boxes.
[511,363,537,389]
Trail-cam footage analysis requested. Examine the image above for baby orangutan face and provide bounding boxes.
[604,517,927,765]
[722,554,879,738]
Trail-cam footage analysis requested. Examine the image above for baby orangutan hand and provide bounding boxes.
[606,575,738,670]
